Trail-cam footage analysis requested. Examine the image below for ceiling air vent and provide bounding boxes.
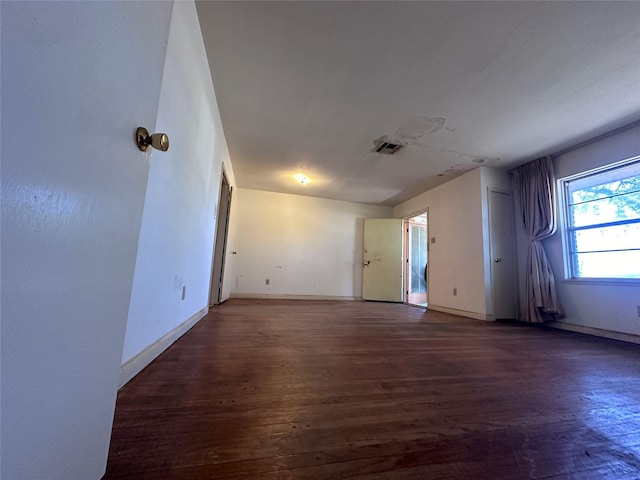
[372,136,403,154]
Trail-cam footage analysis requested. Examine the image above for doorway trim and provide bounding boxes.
[403,209,429,308]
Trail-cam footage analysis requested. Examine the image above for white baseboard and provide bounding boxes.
[546,321,640,345]
[428,304,493,321]
[229,293,359,301]
[119,306,209,388]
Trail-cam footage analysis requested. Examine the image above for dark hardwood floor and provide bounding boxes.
[104,299,640,479]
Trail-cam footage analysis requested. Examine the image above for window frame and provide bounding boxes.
[558,154,640,285]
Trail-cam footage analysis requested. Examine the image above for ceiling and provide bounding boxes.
[196,1,640,206]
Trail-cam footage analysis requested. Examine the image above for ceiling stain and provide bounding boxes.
[422,145,501,164]
[394,116,445,145]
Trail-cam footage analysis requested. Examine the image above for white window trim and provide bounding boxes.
[558,154,640,285]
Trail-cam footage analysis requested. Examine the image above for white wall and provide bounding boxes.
[394,167,510,319]
[1,2,173,479]
[121,2,235,371]
[231,189,391,299]
[541,123,640,337]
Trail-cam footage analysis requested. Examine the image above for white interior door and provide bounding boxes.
[489,190,517,319]
[363,218,403,302]
[210,173,232,306]
[2,2,173,478]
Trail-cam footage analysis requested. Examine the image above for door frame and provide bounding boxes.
[403,209,429,307]
[209,166,232,306]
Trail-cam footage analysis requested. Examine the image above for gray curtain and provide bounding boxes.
[513,156,563,323]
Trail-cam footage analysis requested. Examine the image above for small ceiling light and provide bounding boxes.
[295,174,309,185]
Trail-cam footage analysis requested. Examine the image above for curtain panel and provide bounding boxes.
[513,156,563,323]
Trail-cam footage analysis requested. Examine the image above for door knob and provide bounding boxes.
[136,127,169,152]
[495,257,502,263]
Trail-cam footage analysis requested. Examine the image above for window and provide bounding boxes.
[561,156,640,281]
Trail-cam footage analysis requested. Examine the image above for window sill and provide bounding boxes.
[563,277,640,286]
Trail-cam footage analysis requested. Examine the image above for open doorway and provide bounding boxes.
[404,212,428,307]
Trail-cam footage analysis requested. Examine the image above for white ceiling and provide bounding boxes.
[196,1,640,206]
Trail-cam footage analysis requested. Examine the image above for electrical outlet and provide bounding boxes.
[453,287,457,296]
[181,285,186,301]
[266,279,270,285]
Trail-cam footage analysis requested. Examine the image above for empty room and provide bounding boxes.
[2,1,639,479]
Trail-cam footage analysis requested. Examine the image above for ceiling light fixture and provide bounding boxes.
[294,174,309,185]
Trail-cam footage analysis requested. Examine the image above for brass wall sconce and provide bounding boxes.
[136,127,169,152]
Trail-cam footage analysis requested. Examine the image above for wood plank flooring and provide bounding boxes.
[104,299,640,479]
